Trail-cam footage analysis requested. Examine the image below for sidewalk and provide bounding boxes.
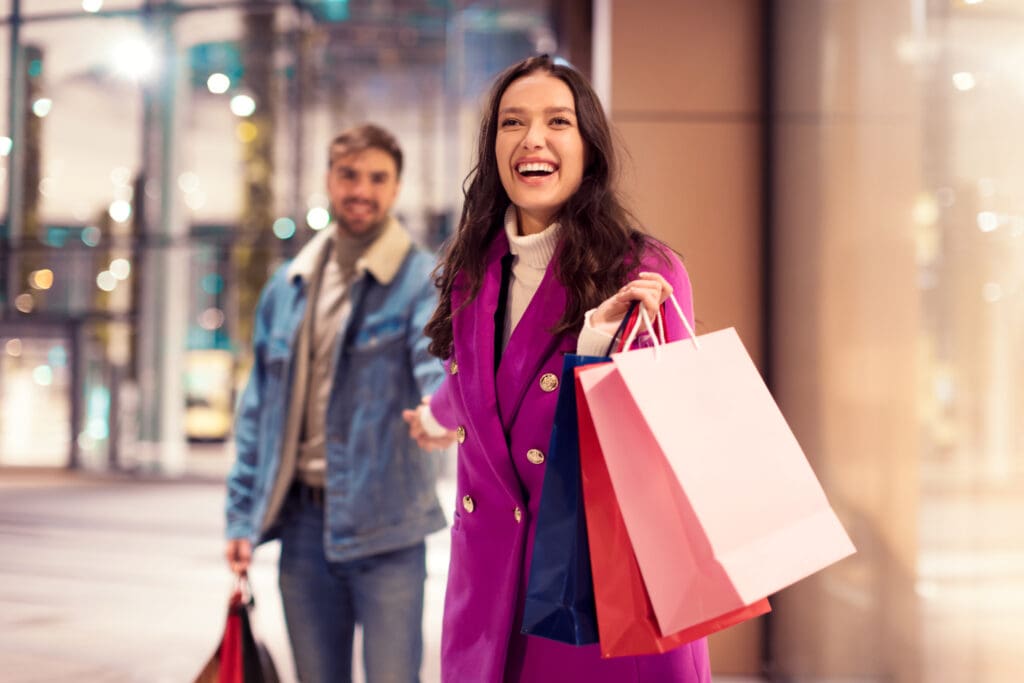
[0,464,765,683]
[0,465,450,683]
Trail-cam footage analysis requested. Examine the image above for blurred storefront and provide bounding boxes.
[0,0,559,473]
[2,0,1023,681]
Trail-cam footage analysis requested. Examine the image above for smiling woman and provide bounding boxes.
[412,54,710,683]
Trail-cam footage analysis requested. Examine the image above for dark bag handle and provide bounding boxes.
[602,299,641,357]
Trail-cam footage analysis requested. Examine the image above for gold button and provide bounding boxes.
[526,449,545,465]
[456,426,466,444]
[450,359,459,375]
[514,506,523,523]
[462,495,475,513]
[539,373,559,393]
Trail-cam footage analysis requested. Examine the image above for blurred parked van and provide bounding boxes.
[184,349,234,441]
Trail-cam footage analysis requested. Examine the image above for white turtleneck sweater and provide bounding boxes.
[500,206,611,355]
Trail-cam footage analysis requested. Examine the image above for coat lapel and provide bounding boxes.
[451,232,523,500]
[495,252,572,430]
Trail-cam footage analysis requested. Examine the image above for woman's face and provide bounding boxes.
[495,72,585,235]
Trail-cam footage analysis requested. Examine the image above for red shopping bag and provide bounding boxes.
[576,368,770,658]
[194,579,279,683]
[577,300,856,637]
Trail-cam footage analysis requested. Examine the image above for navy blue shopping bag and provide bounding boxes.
[520,353,607,644]
[521,301,639,645]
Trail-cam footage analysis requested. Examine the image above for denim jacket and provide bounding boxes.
[225,220,447,562]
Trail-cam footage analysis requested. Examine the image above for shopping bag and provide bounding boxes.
[194,578,280,683]
[520,354,607,645]
[576,366,771,658]
[520,304,641,644]
[577,299,856,637]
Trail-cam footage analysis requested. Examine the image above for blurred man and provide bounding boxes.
[225,124,446,683]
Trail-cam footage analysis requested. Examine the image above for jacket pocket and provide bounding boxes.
[349,315,404,354]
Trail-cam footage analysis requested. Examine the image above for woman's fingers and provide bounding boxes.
[621,274,672,319]
[591,272,673,329]
[636,270,672,291]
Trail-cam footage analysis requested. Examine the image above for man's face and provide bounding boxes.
[326,148,400,237]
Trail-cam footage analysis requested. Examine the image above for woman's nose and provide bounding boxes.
[521,123,544,150]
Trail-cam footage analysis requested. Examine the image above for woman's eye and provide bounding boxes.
[550,117,572,127]
[500,118,521,128]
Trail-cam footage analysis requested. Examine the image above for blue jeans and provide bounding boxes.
[278,491,426,683]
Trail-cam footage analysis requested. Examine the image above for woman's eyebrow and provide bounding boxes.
[498,106,576,116]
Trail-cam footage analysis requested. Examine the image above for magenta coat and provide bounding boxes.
[431,230,712,683]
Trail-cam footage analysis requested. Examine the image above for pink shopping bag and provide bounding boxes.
[576,365,772,657]
[576,303,855,637]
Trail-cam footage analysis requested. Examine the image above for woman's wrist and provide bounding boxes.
[418,404,449,438]
[586,306,623,337]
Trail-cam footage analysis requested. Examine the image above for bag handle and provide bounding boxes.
[620,293,701,354]
[233,573,255,607]
[602,299,641,356]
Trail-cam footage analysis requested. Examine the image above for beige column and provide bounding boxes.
[771,2,922,681]
[598,0,765,674]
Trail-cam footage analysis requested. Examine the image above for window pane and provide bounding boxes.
[15,15,143,316]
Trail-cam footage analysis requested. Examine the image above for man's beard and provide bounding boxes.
[334,199,385,237]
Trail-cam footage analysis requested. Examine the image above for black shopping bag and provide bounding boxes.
[194,578,279,683]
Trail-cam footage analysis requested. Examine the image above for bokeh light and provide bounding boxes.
[32,365,53,386]
[14,293,34,313]
[96,271,117,292]
[306,207,330,231]
[199,307,226,331]
[236,121,258,143]
[108,199,132,223]
[207,73,230,94]
[952,71,976,91]
[110,258,131,280]
[273,217,297,240]
[81,226,101,246]
[112,38,156,82]
[977,211,999,233]
[30,269,54,290]
[230,94,256,117]
[32,98,53,118]
[4,338,22,357]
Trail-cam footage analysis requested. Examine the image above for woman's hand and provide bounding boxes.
[402,396,457,451]
[589,271,673,335]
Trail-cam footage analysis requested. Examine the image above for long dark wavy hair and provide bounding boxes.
[425,54,656,359]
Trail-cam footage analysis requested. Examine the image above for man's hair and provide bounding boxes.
[328,123,404,178]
